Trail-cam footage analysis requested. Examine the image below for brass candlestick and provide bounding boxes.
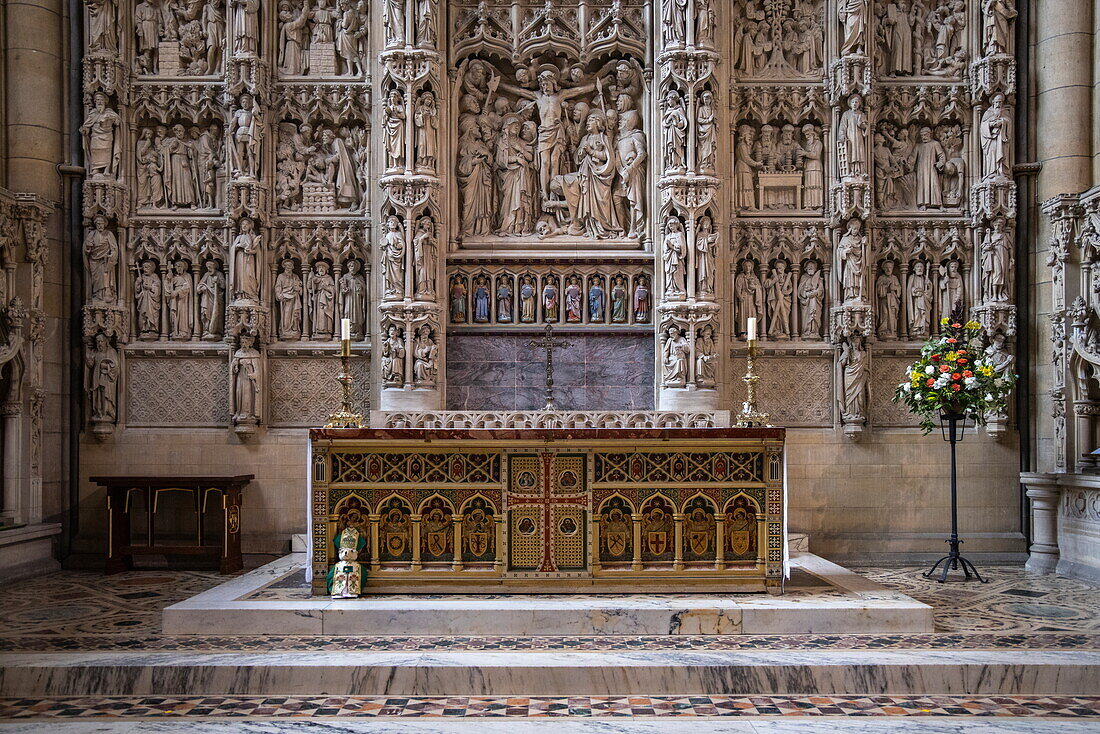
[325,339,364,429]
[736,339,771,428]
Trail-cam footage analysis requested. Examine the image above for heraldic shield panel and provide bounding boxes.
[507,453,588,573]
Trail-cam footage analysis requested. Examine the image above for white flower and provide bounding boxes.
[902,383,912,393]
[984,393,993,401]
[925,365,935,374]
[964,377,977,387]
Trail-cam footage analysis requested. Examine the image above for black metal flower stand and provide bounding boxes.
[923,410,988,583]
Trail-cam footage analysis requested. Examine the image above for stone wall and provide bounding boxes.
[68,0,1029,561]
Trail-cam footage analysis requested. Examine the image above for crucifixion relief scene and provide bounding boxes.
[1,0,1100,729]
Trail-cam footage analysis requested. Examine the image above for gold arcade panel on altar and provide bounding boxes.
[308,427,786,593]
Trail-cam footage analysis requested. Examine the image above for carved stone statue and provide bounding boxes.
[838,219,866,303]
[340,259,367,339]
[983,331,1015,373]
[838,95,867,179]
[414,91,438,172]
[228,94,263,180]
[413,325,438,384]
[197,260,226,340]
[981,217,1012,302]
[615,100,647,239]
[384,89,406,171]
[696,215,717,297]
[695,324,717,386]
[519,275,536,323]
[876,261,901,339]
[381,324,405,384]
[734,126,760,209]
[542,278,560,322]
[81,92,121,180]
[232,332,261,422]
[564,276,582,323]
[232,0,261,55]
[450,277,468,323]
[84,215,118,303]
[275,259,303,339]
[589,277,605,322]
[907,260,931,337]
[839,337,869,423]
[983,0,1016,55]
[735,260,764,335]
[662,90,688,172]
[380,215,405,299]
[87,332,119,423]
[696,91,717,173]
[232,219,261,301]
[980,94,1012,182]
[473,277,490,322]
[415,0,436,48]
[662,325,689,385]
[167,260,194,340]
[135,260,162,338]
[662,216,687,297]
[335,0,366,75]
[696,0,715,47]
[497,278,513,322]
[411,217,436,299]
[308,261,336,339]
[633,276,651,322]
[838,0,867,56]
[913,126,946,210]
[383,0,405,47]
[939,259,965,317]
[457,115,494,236]
[86,0,118,53]
[801,124,824,209]
[278,0,311,75]
[798,260,824,338]
[881,1,913,75]
[663,0,688,46]
[765,260,793,339]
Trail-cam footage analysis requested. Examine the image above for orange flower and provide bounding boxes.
[926,378,936,387]
[957,358,968,364]
[946,338,957,344]
[958,349,967,355]
[931,354,941,361]
[963,370,973,378]
[940,365,950,372]
[952,373,962,380]
[952,383,962,391]
[951,323,961,328]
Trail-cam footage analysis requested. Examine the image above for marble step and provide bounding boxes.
[164,551,929,636]
[1,649,1097,697]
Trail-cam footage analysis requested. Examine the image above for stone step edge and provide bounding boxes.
[2,650,1096,697]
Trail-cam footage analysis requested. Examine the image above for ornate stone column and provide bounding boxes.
[829,0,872,441]
[1021,474,1061,574]
[377,0,444,411]
[655,0,723,411]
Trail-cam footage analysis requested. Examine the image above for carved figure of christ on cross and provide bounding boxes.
[526,322,571,411]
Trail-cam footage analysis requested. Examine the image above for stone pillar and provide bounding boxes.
[655,0,722,411]
[377,0,443,411]
[1022,474,1062,574]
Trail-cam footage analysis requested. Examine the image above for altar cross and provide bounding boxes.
[526,322,571,411]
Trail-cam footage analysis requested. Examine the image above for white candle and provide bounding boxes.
[747,317,757,341]
[340,318,351,341]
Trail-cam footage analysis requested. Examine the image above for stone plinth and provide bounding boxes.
[308,43,336,76]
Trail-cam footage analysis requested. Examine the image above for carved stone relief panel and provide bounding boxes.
[133,0,227,76]
[126,355,231,425]
[730,0,826,81]
[450,0,650,248]
[268,356,371,425]
[875,0,968,80]
[447,264,652,327]
[868,354,919,426]
[729,354,834,426]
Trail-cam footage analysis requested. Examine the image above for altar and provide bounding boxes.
[307,426,786,593]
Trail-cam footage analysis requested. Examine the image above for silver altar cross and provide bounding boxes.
[526,323,571,411]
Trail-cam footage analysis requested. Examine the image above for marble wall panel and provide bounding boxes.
[447,334,655,411]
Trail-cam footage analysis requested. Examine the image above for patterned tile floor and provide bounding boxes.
[1,563,1098,722]
[2,695,1100,719]
[0,563,1098,651]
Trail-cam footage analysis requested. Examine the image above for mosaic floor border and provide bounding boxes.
[2,695,1099,719]
[0,632,1097,652]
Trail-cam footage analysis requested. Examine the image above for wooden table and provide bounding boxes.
[91,475,253,574]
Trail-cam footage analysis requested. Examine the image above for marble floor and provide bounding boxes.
[0,561,1097,728]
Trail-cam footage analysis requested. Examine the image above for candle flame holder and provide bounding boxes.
[325,340,364,429]
[735,339,771,428]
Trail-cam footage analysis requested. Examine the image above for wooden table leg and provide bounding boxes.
[220,483,243,574]
[105,488,131,574]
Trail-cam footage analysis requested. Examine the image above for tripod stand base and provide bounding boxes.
[923,548,988,583]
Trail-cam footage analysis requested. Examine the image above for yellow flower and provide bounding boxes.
[978,365,994,377]
[965,320,981,330]
[945,351,958,361]
[941,317,950,325]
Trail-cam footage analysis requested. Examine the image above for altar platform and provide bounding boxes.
[162,549,934,636]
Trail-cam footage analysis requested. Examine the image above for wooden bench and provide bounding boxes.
[91,475,253,574]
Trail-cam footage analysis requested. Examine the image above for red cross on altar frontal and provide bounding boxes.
[509,452,588,573]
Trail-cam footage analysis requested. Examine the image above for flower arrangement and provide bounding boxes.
[893,316,1017,434]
